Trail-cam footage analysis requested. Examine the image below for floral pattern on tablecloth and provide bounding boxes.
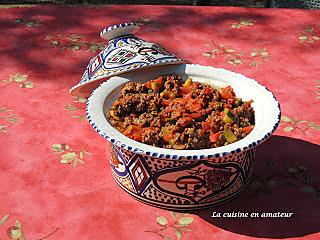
[3,73,34,89]
[202,41,269,67]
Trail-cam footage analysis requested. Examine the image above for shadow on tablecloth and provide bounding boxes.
[195,135,320,238]
[0,5,272,78]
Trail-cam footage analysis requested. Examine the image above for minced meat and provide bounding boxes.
[108,75,255,150]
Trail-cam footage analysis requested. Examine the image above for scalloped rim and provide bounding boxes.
[100,22,139,41]
[86,64,281,160]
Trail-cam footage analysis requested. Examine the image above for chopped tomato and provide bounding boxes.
[182,92,192,99]
[204,86,211,95]
[177,117,193,127]
[242,125,254,134]
[201,108,212,115]
[151,82,162,92]
[163,133,174,142]
[174,98,188,105]
[188,103,203,112]
[201,121,211,131]
[133,130,142,142]
[161,99,170,106]
[153,77,163,84]
[209,132,221,143]
[220,86,235,99]
[180,86,190,95]
[224,103,232,109]
[123,125,142,141]
[185,112,202,119]
[123,125,133,136]
[145,82,151,89]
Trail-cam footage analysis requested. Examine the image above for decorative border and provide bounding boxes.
[71,21,189,95]
[101,22,138,36]
[69,59,187,94]
[86,64,281,160]
[113,172,251,210]
[100,22,140,42]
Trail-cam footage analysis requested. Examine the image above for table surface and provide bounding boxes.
[0,4,320,240]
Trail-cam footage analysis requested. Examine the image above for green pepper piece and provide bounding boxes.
[161,90,175,99]
[151,82,162,92]
[223,129,237,143]
[223,108,235,123]
[160,89,169,98]
[169,139,175,146]
[183,77,193,87]
[161,127,171,134]
[236,98,243,106]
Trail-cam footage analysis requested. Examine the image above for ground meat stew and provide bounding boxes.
[108,75,255,150]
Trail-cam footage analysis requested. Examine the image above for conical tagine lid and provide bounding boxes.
[70,22,188,96]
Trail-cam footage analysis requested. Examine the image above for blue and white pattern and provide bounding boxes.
[109,144,255,210]
[85,63,281,210]
[70,22,187,95]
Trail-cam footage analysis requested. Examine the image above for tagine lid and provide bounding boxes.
[70,22,188,96]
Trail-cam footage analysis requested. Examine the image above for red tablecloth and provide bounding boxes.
[1,4,320,240]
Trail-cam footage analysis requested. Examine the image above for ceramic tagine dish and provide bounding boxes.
[71,23,281,210]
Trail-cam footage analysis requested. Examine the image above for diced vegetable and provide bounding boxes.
[188,103,203,112]
[220,86,235,99]
[164,117,174,122]
[169,93,176,99]
[173,98,188,105]
[160,89,175,99]
[114,122,125,132]
[109,110,120,120]
[151,82,162,92]
[133,118,140,124]
[162,126,174,142]
[223,129,237,143]
[209,132,221,143]
[172,111,182,118]
[204,87,211,95]
[161,127,171,134]
[161,99,170,106]
[236,98,243,106]
[185,112,202,119]
[169,139,175,146]
[133,130,142,142]
[183,92,192,99]
[201,121,212,131]
[177,117,193,127]
[183,77,193,87]
[145,82,151,89]
[223,108,235,123]
[163,133,173,142]
[153,77,163,83]
[122,125,142,142]
[180,86,189,95]
[123,125,134,137]
[242,125,254,134]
